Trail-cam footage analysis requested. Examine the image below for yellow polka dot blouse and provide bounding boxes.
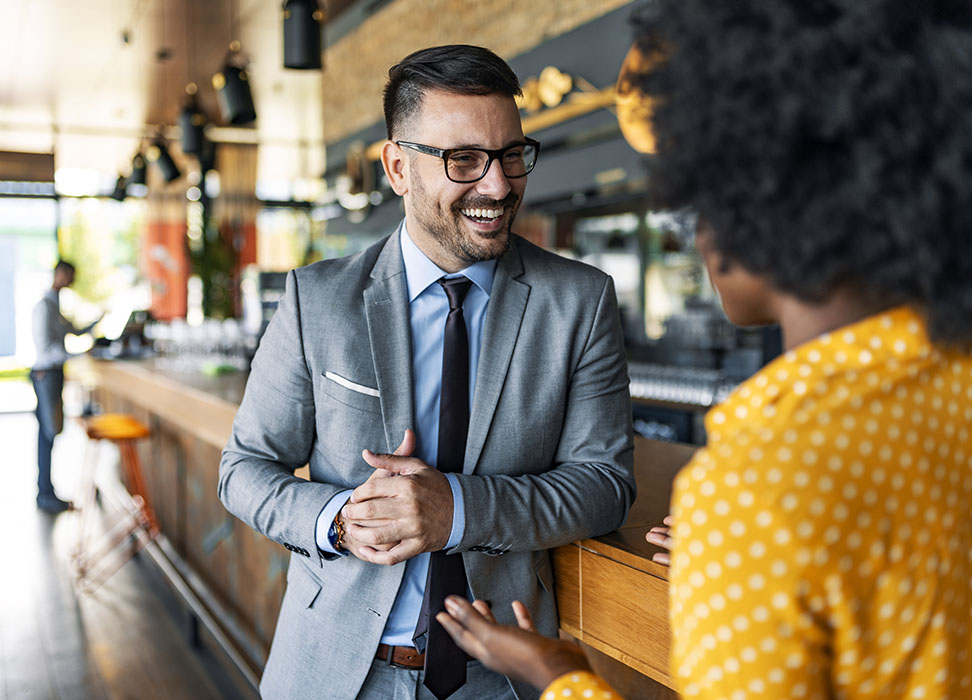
[544,307,972,699]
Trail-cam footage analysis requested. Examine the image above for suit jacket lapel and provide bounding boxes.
[465,237,529,474]
[363,231,414,454]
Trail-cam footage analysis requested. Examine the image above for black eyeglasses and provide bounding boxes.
[395,138,540,183]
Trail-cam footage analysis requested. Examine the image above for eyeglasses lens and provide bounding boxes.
[445,144,537,183]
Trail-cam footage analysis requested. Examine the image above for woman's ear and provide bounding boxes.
[381,141,409,196]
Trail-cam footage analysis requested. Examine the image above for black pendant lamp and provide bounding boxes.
[283,0,325,70]
[179,83,208,156]
[147,136,182,183]
[213,41,257,125]
[199,138,217,175]
[110,175,128,201]
[129,151,147,186]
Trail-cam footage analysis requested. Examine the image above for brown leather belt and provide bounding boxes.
[375,643,425,669]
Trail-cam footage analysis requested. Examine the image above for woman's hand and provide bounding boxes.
[645,514,674,565]
[436,596,591,690]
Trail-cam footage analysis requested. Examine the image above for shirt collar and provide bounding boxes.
[399,219,496,303]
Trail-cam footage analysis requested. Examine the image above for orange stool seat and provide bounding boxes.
[83,413,150,441]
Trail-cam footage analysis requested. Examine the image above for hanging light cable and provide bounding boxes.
[180,4,209,156]
[213,0,256,125]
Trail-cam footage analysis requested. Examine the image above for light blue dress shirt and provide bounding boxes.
[314,220,495,646]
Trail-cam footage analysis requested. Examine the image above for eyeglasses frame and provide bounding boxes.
[394,137,541,183]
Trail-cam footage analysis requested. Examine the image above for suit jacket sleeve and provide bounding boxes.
[218,270,340,565]
[452,274,635,553]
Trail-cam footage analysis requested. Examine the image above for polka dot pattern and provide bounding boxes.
[666,307,972,700]
[542,671,617,699]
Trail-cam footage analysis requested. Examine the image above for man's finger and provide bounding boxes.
[361,449,420,474]
[356,540,421,566]
[394,429,416,456]
[346,521,407,546]
[511,600,536,632]
[348,473,410,504]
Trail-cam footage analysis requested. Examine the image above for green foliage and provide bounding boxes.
[189,208,236,319]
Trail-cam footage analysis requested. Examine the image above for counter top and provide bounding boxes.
[74,357,246,449]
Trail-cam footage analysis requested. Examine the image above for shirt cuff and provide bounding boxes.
[444,473,465,550]
[541,670,619,700]
[316,489,353,555]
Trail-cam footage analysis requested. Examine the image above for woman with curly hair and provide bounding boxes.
[436,1,972,698]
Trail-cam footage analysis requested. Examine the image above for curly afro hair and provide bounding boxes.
[633,0,972,347]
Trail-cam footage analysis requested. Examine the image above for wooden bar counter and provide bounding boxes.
[76,357,696,696]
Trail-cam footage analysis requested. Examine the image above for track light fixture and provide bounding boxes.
[283,0,325,70]
[110,175,128,201]
[213,41,257,125]
[199,138,217,175]
[179,83,208,156]
[146,136,181,183]
[129,151,147,186]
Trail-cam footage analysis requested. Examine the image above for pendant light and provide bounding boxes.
[179,83,208,155]
[147,134,182,183]
[129,151,147,186]
[283,0,325,70]
[213,41,257,125]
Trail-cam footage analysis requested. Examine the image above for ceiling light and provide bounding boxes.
[110,175,128,201]
[179,83,208,156]
[129,151,147,186]
[283,0,325,70]
[213,42,257,125]
[146,137,181,183]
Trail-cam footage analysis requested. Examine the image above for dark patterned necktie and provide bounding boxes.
[416,276,473,700]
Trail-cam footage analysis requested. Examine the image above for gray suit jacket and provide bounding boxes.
[218,230,635,700]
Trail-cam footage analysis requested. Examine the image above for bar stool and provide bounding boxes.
[73,412,158,592]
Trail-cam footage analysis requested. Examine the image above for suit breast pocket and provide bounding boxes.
[319,371,381,414]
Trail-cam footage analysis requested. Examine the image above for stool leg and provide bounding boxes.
[72,438,102,574]
[74,433,161,593]
[119,439,159,536]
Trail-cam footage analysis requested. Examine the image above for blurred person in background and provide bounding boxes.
[31,259,99,514]
[436,1,972,698]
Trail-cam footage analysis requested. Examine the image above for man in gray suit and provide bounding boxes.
[219,44,635,700]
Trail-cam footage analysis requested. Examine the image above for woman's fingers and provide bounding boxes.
[471,599,497,624]
[511,600,537,632]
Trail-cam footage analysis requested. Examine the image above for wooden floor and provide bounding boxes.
[0,410,259,700]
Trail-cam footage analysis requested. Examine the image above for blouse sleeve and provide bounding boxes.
[541,670,622,699]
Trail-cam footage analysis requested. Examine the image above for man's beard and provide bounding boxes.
[411,176,519,265]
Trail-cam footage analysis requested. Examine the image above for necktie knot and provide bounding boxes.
[438,277,472,311]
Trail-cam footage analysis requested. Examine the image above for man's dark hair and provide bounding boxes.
[383,44,522,139]
[632,0,972,346]
[54,260,75,275]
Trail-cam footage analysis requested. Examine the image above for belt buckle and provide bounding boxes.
[384,645,423,670]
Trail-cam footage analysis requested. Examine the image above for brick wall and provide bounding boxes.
[322,0,634,145]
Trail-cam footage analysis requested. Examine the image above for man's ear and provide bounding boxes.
[381,141,408,196]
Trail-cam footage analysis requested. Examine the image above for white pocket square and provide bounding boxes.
[324,371,380,398]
